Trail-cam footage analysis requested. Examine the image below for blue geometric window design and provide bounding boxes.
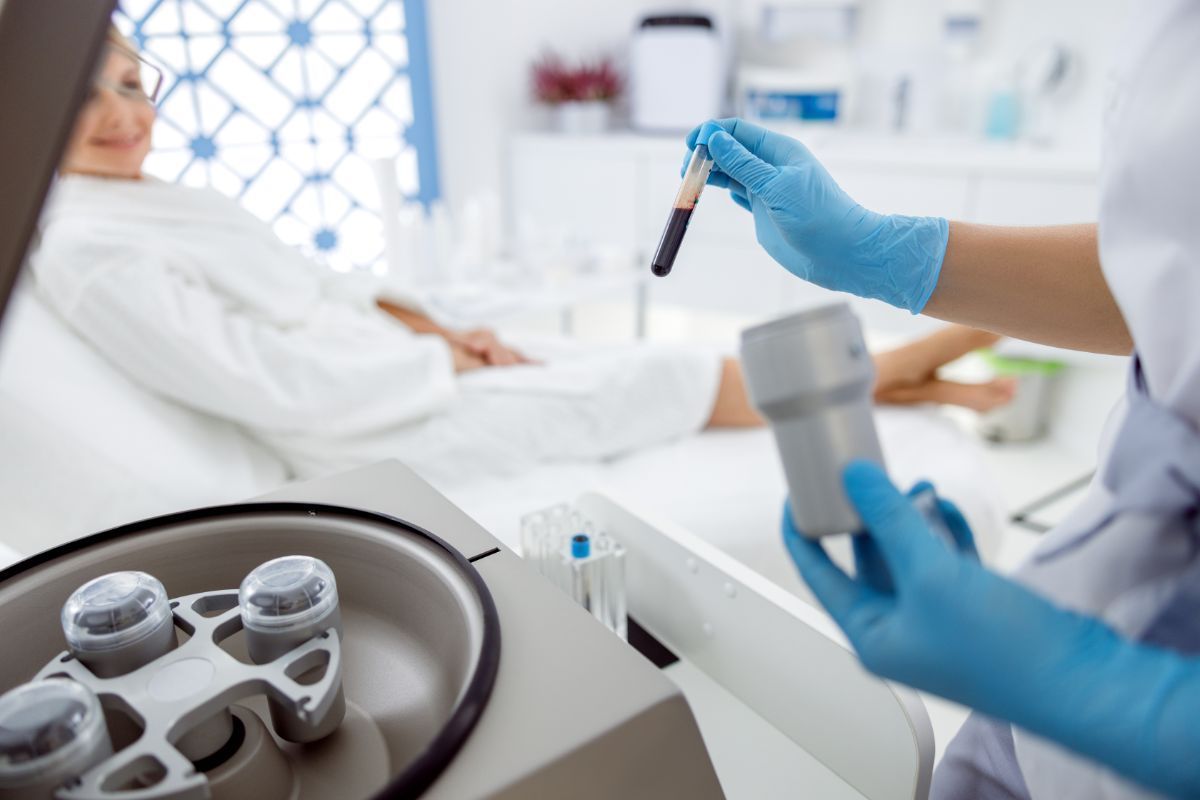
[115,0,440,273]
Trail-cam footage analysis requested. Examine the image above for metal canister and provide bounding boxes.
[239,556,345,742]
[61,572,233,763]
[741,303,885,537]
[60,571,175,679]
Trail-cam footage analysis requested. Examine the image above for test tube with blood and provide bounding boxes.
[650,140,715,277]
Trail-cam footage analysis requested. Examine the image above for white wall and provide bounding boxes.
[981,0,1129,147]
[426,0,731,212]
[427,0,1129,213]
[853,0,1130,146]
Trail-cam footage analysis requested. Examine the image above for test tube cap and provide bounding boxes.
[0,679,107,786]
[695,120,724,147]
[61,571,172,654]
[571,534,591,559]
[239,555,339,632]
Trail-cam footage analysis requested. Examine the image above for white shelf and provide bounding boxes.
[512,129,1101,179]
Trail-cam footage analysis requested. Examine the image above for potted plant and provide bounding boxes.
[532,53,623,134]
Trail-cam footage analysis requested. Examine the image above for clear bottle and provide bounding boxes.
[940,14,983,135]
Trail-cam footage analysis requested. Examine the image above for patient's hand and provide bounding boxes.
[376,302,532,368]
[874,377,1017,414]
[872,325,1015,413]
[450,341,487,373]
[448,328,532,367]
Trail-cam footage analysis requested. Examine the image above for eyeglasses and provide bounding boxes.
[89,43,165,106]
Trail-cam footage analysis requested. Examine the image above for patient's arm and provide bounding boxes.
[709,325,1017,430]
[376,300,530,369]
[875,326,1001,386]
[873,326,1016,413]
[376,300,447,336]
[707,358,764,428]
[40,255,457,435]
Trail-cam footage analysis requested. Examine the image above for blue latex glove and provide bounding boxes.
[783,461,1200,799]
[685,118,949,314]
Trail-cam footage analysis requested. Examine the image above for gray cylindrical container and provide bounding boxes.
[740,303,885,537]
[0,679,113,799]
[60,571,176,680]
[60,572,235,763]
[239,556,345,743]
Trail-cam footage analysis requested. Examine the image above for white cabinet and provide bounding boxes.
[972,176,1098,225]
[508,132,1100,324]
[828,166,972,218]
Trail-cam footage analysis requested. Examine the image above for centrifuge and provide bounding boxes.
[0,461,722,799]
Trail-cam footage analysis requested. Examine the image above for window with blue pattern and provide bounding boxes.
[116,0,440,272]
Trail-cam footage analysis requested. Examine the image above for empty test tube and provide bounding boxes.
[519,512,548,569]
[594,532,627,640]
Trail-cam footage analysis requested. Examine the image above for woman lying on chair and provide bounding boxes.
[30,27,1013,485]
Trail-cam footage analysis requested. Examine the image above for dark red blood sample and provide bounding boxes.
[650,206,694,277]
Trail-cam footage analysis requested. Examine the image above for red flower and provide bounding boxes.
[532,53,623,104]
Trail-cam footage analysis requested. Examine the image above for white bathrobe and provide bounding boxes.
[31,176,721,484]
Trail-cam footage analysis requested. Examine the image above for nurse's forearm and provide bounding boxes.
[1007,613,1200,799]
[922,223,1132,354]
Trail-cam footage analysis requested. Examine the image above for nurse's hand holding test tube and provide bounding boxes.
[677,119,948,313]
[682,117,1200,800]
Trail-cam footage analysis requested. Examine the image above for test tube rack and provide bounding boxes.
[519,504,627,640]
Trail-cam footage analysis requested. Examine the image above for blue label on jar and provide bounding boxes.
[746,90,841,121]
